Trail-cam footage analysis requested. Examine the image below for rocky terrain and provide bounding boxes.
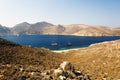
[0,38,120,80]
[64,40,120,80]
[0,38,64,80]
[1,21,120,36]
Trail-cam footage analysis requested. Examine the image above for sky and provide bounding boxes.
[0,0,120,27]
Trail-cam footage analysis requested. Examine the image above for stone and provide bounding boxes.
[42,75,53,80]
[53,69,63,77]
[21,76,27,80]
[59,75,66,80]
[60,61,74,72]
[74,71,82,76]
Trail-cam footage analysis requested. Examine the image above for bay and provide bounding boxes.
[1,35,120,50]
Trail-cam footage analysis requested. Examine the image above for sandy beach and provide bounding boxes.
[52,48,81,53]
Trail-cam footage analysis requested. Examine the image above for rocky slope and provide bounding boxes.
[0,38,65,80]
[0,38,120,80]
[64,40,120,80]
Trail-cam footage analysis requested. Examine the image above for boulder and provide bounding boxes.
[40,61,91,80]
[60,61,74,72]
[59,75,66,80]
[53,69,63,77]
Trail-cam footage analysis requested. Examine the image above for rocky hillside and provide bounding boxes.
[0,38,120,80]
[64,40,120,80]
[0,38,65,80]
[0,24,11,35]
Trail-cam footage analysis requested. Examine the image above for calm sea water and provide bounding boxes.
[1,35,120,50]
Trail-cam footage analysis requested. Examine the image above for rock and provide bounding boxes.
[74,71,82,76]
[84,74,91,80]
[62,71,69,78]
[76,75,84,80]
[103,78,107,80]
[14,61,90,80]
[20,67,25,72]
[0,74,3,78]
[30,72,34,75]
[42,75,53,80]
[6,64,11,67]
[21,76,27,80]
[59,75,66,80]
[68,71,76,78]
[12,68,18,74]
[54,69,63,77]
[60,61,74,72]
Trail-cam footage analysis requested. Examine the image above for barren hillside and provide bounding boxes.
[0,38,64,80]
[0,38,120,80]
[63,24,116,36]
[64,40,120,80]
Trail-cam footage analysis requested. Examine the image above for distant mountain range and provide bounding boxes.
[0,21,120,36]
[0,24,11,35]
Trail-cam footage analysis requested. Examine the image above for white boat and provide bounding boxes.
[51,43,58,46]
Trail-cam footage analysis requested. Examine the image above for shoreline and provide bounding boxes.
[2,34,120,37]
[52,48,82,53]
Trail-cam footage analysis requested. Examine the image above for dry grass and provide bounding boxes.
[0,38,64,79]
[0,38,120,80]
[64,40,120,80]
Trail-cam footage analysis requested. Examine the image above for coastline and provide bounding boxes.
[52,48,82,53]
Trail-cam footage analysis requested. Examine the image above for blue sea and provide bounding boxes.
[1,35,120,50]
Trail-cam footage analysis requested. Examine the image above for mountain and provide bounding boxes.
[11,22,120,36]
[11,21,54,34]
[1,21,120,36]
[63,24,115,36]
[11,22,31,34]
[0,24,11,35]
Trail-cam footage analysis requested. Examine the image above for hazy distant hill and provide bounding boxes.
[11,22,120,36]
[63,24,118,36]
[1,21,120,36]
[11,21,54,34]
[0,24,11,35]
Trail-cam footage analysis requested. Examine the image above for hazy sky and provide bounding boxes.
[0,0,120,27]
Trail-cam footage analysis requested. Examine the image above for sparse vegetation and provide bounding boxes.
[0,38,120,80]
[64,40,120,80]
[0,38,64,79]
